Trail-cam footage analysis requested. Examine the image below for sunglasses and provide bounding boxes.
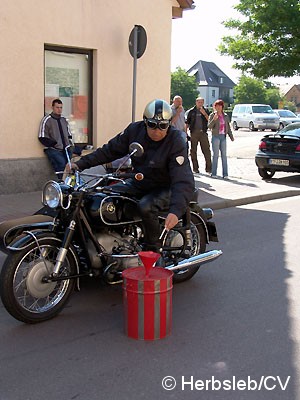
[146,119,170,131]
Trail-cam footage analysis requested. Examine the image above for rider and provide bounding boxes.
[66,99,195,250]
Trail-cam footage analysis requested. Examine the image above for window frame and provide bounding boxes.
[44,45,93,145]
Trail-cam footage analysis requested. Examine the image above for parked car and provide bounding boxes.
[255,122,300,179]
[273,109,300,130]
[232,104,280,132]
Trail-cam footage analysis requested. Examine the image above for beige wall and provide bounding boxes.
[0,0,179,160]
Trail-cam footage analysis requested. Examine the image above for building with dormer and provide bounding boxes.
[187,60,236,106]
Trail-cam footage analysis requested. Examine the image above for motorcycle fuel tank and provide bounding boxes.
[86,193,142,226]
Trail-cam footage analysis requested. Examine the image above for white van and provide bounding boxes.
[232,104,280,131]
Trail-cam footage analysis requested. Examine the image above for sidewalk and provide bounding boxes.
[1,171,300,222]
[194,171,300,210]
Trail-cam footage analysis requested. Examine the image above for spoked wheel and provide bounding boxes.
[0,237,77,323]
[162,216,206,283]
[258,167,275,180]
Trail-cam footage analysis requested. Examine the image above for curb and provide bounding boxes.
[199,189,300,210]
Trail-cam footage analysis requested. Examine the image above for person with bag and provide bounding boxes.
[208,99,234,179]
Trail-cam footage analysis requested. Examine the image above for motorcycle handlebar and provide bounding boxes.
[66,171,144,191]
[114,172,144,181]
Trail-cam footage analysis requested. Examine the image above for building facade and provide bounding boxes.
[284,85,300,112]
[0,0,194,194]
[187,60,235,107]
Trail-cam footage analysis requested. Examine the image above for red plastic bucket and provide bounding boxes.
[122,255,173,340]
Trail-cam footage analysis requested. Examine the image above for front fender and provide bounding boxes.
[4,231,81,289]
[0,215,54,253]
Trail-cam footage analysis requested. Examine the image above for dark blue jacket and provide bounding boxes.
[76,121,194,218]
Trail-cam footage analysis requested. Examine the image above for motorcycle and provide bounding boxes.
[0,143,222,324]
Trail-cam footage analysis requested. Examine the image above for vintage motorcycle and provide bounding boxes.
[0,143,222,324]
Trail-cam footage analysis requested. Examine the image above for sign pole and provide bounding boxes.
[132,25,138,122]
[128,25,147,123]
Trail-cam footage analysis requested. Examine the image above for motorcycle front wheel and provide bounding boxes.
[0,237,77,324]
[166,216,206,283]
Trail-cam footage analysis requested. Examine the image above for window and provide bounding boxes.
[44,46,93,145]
[212,90,216,97]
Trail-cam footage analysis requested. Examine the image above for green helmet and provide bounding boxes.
[143,99,172,121]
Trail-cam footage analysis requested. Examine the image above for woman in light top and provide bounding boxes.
[208,99,234,179]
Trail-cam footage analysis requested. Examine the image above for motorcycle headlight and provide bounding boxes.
[42,181,63,209]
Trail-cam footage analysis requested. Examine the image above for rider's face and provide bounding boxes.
[146,126,168,141]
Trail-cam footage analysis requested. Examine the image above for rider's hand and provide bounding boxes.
[165,213,179,231]
[65,162,79,174]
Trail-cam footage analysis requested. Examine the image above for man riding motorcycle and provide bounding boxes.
[67,99,195,251]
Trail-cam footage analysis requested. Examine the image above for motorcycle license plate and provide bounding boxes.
[269,159,289,166]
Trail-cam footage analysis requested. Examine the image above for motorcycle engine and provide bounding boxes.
[87,228,143,283]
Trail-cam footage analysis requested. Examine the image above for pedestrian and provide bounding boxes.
[66,99,194,251]
[208,99,234,179]
[171,95,186,133]
[186,97,212,174]
[38,98,81,179]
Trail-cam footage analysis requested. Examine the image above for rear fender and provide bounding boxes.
[190,203,219,243]
[190,210,210,244]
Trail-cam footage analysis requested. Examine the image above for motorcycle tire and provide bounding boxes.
[0,237,77,324]
[171,215,206,283]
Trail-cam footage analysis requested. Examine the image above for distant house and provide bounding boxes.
[187,60,236,106]
[284,84,300,112]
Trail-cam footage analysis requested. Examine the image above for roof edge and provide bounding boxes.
[173,0,195,19]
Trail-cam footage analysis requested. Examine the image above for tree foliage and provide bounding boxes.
[234,76,281,108]
[218,0,300,78]
[171,67,199,110]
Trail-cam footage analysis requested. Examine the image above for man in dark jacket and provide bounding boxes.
[186,97,212,174]
[67,99,195,250]
[38,98,81,179]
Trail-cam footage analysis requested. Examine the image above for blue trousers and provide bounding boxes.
[211,134,228,177]
[44,148,71,179]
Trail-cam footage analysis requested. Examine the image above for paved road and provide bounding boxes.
[0,130,300,399]
[0,196,299,400]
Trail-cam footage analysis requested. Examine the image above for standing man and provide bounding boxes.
[171,95,186,134]
[38,98,81,179]
[186,97,212,174]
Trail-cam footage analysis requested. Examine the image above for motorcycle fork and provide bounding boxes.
[52,192,84,277]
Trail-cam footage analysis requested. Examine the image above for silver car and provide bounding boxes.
[232,104,280,132]
[273,109,300,130]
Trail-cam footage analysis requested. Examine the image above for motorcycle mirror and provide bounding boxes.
[129,142,144,157]
[115,142,144,174]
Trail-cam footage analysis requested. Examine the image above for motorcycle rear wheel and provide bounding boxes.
[168,216,206,283]
[0,238,77,324]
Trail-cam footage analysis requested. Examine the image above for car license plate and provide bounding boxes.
[269,159,289,166]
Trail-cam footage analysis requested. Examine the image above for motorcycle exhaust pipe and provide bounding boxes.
[165,250,222,272]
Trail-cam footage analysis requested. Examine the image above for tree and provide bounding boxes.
[234,76,266,104]
[171,67,199,110]
[265,88,281,109]
[233,76,281,106]
[218,0,300,78]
